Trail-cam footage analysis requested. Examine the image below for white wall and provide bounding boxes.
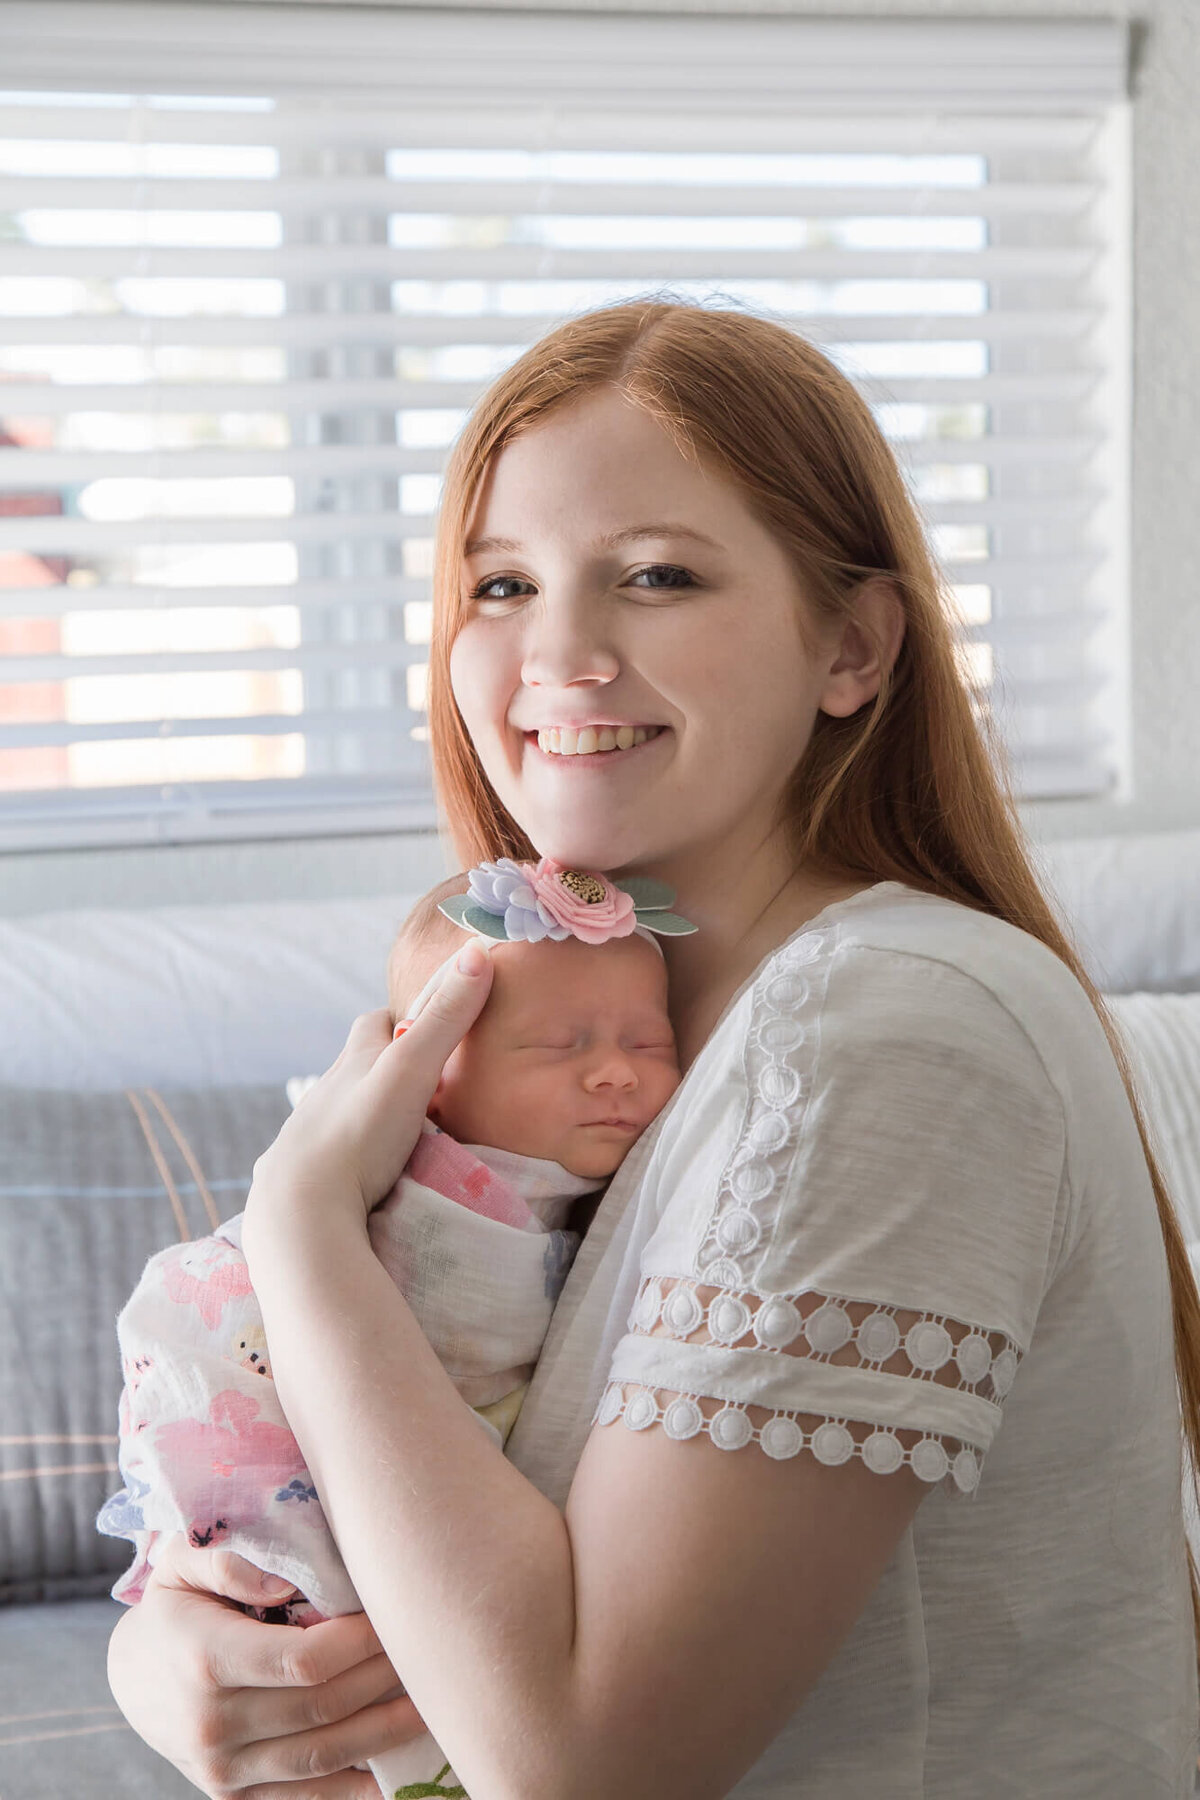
[3,0,1198,913]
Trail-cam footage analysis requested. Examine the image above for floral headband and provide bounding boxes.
[393,860,694,1037]
[437,856,696,945]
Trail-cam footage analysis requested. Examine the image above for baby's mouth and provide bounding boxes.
[531,725,665,758]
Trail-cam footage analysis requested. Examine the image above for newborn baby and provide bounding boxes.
[98,861,684,1799]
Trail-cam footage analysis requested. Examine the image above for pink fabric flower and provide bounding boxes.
[528,858,637,944]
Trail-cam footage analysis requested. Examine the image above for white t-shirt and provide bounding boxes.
[505,880,1200,1797]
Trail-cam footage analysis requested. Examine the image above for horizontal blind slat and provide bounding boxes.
[0,176,1103,217]
[0,579,430,616]
[0,514,410,551]
[0,311,1102,351]
[0,796,436,852]
[1,641,422,680]
[0,705,423,750]
[964,610,1109,642]
[0,446,433,480]
[0,372,1103,415]
[0,244,1100,281]
[945,554,1105,583]
[0,106,1108,153]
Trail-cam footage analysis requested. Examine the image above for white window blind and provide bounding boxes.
[0,5,1130,851]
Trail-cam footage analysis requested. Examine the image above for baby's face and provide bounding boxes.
[428,933,680,1179]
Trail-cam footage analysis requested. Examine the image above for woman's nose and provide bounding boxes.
[520,597,620,691]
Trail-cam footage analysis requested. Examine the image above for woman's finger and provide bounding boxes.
[222,1688,429,1792]
[373,941,494,1094]
[151,1537,300,1610]
[205,1607,388,1693]
[225,1650,407,1741]
[341,1009,395,1059]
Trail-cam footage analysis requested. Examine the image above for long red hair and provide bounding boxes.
[427,297,1200,1666]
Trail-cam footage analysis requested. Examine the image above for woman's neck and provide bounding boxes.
[643,839,874,1072]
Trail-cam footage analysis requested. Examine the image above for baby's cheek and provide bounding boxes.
[652,1061,683,1110]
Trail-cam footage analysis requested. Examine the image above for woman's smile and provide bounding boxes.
[525,724,669,764]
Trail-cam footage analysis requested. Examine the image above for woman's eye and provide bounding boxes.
[468,575,529,604]
[629,564,695,591]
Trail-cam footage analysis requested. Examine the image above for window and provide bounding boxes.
[0,7,1130,850]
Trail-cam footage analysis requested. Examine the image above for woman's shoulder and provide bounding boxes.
[749,878,1104,1077]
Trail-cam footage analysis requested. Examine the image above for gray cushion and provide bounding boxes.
[0,1598,194,1797]
[0,1084,290,1600]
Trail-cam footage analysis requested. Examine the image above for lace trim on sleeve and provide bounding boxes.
[630,1275,1021,1398]
[595,1274,1025,1497]
[696,927,830,1286]
[595,1382,984,1493]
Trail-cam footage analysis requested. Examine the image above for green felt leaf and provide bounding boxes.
[635,909,697,936]
[391,1766,467,1798]
[613,875,675,910]
[462,902,511,940]
[436,893,474,928]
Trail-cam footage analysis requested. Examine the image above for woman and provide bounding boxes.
[108,299,1200,1797]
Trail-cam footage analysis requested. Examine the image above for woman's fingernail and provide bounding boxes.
[456,941,490,977]
[259,1574,295,1597]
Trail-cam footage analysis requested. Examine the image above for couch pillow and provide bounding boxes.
[0,893,416,1090]
[1106,992,1200,1242]
[0,1084,290,1602]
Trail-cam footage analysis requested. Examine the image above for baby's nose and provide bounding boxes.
[582,1049,639,1089]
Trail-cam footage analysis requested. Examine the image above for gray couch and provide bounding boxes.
[0,1084,292,1796]
[2,852,1200,1798]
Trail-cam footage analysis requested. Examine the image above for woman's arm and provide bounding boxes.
[250,1211,927,1800]
[239,964,931,1800]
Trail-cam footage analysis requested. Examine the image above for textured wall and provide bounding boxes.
[5,0,1198,911]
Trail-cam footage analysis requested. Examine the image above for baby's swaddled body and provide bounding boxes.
[100,1122,594,1612]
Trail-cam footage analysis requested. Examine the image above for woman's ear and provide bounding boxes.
[817,577,906,720]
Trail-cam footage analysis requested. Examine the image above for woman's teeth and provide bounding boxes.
[537,725,662,757]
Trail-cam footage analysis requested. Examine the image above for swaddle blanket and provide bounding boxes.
[98,1121,599,1798]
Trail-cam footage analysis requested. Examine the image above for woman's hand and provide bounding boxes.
[243,941,494,1252]
[108,1538,425,1799]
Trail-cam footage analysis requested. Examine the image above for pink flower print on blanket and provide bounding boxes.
[153,1388,314,1548]
[161,1236,254,1331]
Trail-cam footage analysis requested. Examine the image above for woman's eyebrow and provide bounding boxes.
[464,523,724,557]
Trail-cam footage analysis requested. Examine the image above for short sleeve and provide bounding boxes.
[594,924,1069,1496]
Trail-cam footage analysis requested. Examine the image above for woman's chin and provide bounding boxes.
[520,822,653,873]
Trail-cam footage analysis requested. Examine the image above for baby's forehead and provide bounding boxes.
[489,937,669,1018]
